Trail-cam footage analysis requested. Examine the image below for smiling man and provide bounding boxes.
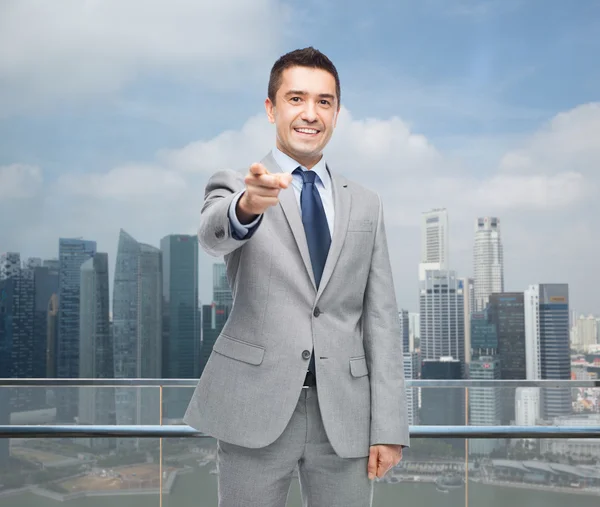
[184,47,410,507]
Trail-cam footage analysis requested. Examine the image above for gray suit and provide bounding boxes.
[184,151,409,504]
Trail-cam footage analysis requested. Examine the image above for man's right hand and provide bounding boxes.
[236,163,293,224]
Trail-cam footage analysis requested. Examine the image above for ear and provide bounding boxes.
[265,98,275,124]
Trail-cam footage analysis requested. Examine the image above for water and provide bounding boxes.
[3,466,598,507]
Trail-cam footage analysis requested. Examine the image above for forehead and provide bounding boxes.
[278,66,337,96]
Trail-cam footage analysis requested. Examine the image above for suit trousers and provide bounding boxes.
[216,386,374,507]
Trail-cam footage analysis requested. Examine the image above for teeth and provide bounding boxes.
[296,128,318,134]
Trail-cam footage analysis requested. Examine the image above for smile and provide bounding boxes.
[294,128,320,135]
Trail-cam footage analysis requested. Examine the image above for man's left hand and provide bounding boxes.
[367,444,403,480]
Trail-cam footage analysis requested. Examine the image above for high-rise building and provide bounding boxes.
[515,387,540,426]
[458,277,475,364]
[0,252,20,280]
[420,358,464,449]
[25,257,42,269]
[0,254,38,411]
[419,270,465,367]
[200,303,231,376]
[78,253,115,449]
[572,315,598,352]
[469,310,501,455]
[469,356,501,454]
[419,209,449,280]
[46,294,59,378]
[399,310,409,355]
[403,355,417,426]
[161,234,200,419]
[0,388,7,466]
[213,263,233,307]
[488,293,526,424]
[32,263,59,410]
[408,312,420,352]
[57,238,97,421]
[524,284,571,420]
[113,230,162,445]
[43,259,60,271]
[473,217,504,312]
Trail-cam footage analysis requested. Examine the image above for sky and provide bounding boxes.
[1,0,599,315]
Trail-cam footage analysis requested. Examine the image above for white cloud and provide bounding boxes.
[500,103,600,176]
[0,0,288,114]
[160,114,274,173]
[57,164,187,199]
[472,172,588,210]
[0,164,43,198]
[2,102,599,312]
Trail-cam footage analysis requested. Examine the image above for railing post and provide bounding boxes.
[465,386,469,507]
[159,385,163,507]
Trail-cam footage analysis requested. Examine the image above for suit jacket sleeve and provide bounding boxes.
[363,194,411,448]
[198,170,264,257]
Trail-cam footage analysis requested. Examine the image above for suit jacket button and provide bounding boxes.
[313,307,321,317]
[302,350,311,360]
[215,227,225,239]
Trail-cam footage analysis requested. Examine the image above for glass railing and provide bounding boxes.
[0,380,599,506]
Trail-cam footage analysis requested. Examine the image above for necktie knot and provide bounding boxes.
[295,167,317,185]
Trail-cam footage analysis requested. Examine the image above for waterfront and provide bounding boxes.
[3,464,600,507]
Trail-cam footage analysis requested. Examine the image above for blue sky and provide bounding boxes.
[1,0,599,314]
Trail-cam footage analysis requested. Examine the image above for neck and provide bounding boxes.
[276,143,322,170]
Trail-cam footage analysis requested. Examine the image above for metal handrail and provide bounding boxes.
[1,378,598,387]
[1,425,599,439]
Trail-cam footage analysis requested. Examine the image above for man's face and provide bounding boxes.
[265,66,339,169]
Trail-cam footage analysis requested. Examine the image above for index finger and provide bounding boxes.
[249,163,269,177]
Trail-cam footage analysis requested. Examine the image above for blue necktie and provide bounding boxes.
[295,168,331,376]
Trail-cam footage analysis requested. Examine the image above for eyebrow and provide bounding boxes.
[284,90,336,101]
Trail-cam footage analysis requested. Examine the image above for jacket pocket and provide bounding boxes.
[349,356,369,377]
[213,334,265,365]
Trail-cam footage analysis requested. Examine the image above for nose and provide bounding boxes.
[300,100,318,123]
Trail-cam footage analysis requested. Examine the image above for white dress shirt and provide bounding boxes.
[229,147,335,238]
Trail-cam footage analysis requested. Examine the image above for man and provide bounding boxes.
[184,47,409,507]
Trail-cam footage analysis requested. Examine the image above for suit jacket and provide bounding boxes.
[183,151,410,458]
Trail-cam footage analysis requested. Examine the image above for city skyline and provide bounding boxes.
[1,2,599,315]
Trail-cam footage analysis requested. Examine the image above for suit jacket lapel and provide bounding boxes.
[317,168,351,300]
[261,152,317,290]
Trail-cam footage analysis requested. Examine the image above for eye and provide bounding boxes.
[290,97,301,102]
[320,100,331,106]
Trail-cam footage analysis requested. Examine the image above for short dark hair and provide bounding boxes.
[268,47,341,107]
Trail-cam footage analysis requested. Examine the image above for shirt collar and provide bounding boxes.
[271,147,330,189]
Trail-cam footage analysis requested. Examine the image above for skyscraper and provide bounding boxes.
[78,253,115,449]
[469,310,501,455]
[33,263,59,407]
[0,253,37,411]
[419,270,465,365]
[420,358,464,449]
[201,303,231,376]
[458,277,475,364]
[161,234,200,419]
[572,315,598,352]
[408,312,420,352]
[0,252,20,280]
[57,238,97,421]
[419,209,449,280]
[399,310,409,355]
[489,292,526,424]
[46,294,59,378]
[213,263,233,307]
[473,217,504,312]
[112,230,162,444]
[403,355,417,426]
[524,284,571,420]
